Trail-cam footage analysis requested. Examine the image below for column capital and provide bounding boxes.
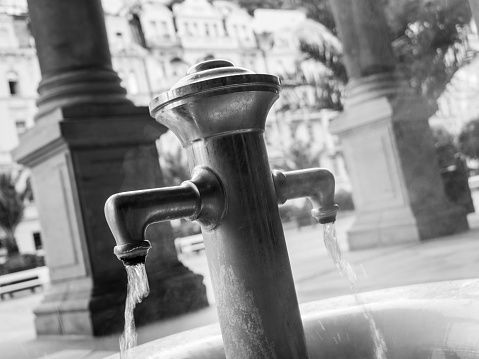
[330,72,437,135]
[35,69,131,119]
[26,0,131,120]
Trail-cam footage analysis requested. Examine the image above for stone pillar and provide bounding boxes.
[328,0,469,249]
[12,0,207,336]
[469,0,479,29]
[27,0,131,118]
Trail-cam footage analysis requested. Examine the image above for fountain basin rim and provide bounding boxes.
[104,279,479,359]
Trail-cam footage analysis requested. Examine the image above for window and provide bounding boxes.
[128,72,139,94]
[129,13,147,48]
[0,28,9,47]
[115,31,125,48]
[150,21,157,32]
[161,21,170,39]
[7,72,18,96]
[33,232,42,250]
[15,120,27,135]
[116,32,124,43]
[160,61,167,77]
[185,22,192,36]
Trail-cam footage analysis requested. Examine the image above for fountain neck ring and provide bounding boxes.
[149,59,281,146]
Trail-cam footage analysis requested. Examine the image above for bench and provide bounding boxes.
[175,233,205,255]
[0,267,47,299]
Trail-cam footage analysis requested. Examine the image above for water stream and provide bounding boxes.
[119,263,150,358]
[322,223,388,359]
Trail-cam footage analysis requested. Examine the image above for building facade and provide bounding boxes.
[0,0,346,253]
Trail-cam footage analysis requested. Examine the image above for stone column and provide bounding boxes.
[328,0,469,249]
[469,0,479,29]
[13,0,207,336]
[27,0,131,118]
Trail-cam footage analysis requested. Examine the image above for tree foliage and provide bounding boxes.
[0,172,25,255]
[160,146,190,187]
[432,125,475,213]
[238,0,475,106]
[386,0,474,104]
[283,138,321,171]
[275,20,346,112]
[431,125,459,167]
[458,119,479,159]
[278,61,345,112]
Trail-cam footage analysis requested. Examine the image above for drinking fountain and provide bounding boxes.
[104,60,479,359]
[105,59,338,358]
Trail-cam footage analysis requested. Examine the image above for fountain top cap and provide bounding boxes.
[149,59,282,146]
[170,59,255,89]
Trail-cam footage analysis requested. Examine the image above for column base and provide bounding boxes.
[347,203,469,251]
[331,72,470,250]
[414,205,468,240]
[347,206,420,250]
[34,267,208,336]
[34,278,94,336]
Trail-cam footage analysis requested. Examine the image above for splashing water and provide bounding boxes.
[323,223,387,359]
[119,263,150,358]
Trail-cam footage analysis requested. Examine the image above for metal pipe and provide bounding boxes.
[105,166,225,264]
[148,60,311,358]
[104,59,339,357]
[105,184,199,263]
[273,168,339,224]
[184,131,309,358]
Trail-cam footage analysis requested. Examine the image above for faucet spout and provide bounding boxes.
[105,166,225,264]
[273,168,339,224]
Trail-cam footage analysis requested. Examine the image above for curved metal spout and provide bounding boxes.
[273,168,339,224]
[105,166,225,264]
[105,184,199,264]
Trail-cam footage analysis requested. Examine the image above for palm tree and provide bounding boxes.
[304,0,476,108]
[275,19,346,113]
[283,136,322,171]
[0,172,26,256]
[458,119,479,160]
[243,0,476,110]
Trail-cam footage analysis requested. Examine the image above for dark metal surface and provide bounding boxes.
[149,60,281,146]
[149,60,311,358]
[273,169,339,224]
[185,132,309,358]
[105,167,225,260]
[104,60,340,358]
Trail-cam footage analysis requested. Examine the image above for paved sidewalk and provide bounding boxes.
[1,192,479,359]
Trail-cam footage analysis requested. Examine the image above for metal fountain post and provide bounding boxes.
[105,59,338,358]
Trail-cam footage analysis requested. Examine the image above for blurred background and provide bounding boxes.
[1,0,479,358]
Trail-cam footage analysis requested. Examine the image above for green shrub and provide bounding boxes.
[279,205,296,222]
[0,254,45,275]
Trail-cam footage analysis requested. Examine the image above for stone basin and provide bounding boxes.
[105,279,479,358]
